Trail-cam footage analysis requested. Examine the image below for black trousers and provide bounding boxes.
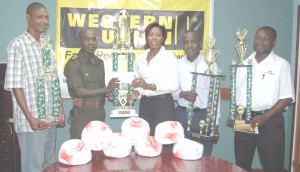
[139,93,175,136]
[234,112,285,172]
[174,106,213,155]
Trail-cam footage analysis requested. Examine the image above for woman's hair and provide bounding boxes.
[144,22,167,49]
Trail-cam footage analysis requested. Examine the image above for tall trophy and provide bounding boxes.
[36,33,64,127]
[226,28,258,134]
[110,9,137,118]
[186,36,224,142]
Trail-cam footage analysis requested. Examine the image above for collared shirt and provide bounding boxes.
[134,46,178,96]
[236,51,295,111]
[64,50,105,100]
[4,31,57,133]
[172,54,221,124]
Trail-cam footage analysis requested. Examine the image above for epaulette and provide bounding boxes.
[69,54,81,67]
[98,58,104,63]
[70,54,79,60]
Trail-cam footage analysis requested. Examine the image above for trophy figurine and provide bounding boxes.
[199,120,205,135]
[186,36,224,142]
[236,106,245,121]
[235,28,248,64]
[228,28,258,134]
[110,9,137,118]
[115,8,131,50]
[204,37,220,74]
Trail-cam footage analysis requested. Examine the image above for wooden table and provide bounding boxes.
[43,148,246,172]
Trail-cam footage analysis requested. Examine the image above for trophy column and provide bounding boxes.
[186,36,224,142]
[227,28,258,134]
[110,9,137,118]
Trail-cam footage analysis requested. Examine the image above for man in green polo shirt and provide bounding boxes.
[64,27,119,139]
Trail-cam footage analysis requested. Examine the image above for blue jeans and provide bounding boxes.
[17,126,56,172]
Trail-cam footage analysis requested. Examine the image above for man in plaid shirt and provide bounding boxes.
[4,2,64,172]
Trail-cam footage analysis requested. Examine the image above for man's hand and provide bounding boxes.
[180,91,197,102]
[107,92,114,101]
[213,128,220,143]
[37,122,49,129]
[54,113,65,127]
[250,114,268,128]
[107,78,120,92]
[28,117,48,130]
[226,115,235,127]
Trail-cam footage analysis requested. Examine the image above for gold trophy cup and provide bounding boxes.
[204,37,220,74]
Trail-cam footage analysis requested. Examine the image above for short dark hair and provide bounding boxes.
[144,22,167,49]
[183,30,203,41]
[183,30,203,50]
[26,2,47,15]
[257,26,277,40]
[78,27,96,40]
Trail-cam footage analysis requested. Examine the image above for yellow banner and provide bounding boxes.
[56,0,212,98]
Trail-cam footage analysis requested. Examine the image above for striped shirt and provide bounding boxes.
[4,31,57,133]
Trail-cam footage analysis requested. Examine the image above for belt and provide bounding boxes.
[178,106,201,112]
[83,98,104,107]
[82,101,103,106]
[74,98,104,107]
[142,93,170,101]
[251,110,267,117]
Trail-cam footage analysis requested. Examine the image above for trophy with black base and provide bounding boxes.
[110,9,137,118]
[186,37,224,142]
[226,28,258,134]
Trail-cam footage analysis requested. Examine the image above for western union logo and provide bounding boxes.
[60,8,204,50]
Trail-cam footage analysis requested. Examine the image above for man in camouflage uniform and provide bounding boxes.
[64,27,119,139]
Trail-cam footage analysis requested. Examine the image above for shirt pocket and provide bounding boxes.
[261,72,278,95]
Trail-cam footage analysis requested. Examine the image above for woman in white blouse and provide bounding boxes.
[131,22,178,136]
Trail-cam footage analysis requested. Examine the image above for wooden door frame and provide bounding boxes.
[291,5,300,172]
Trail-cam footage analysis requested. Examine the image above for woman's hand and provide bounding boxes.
[127,90,140,101]
[132,78,145,88]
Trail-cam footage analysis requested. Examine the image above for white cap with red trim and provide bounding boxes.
[103,133,132,158]
[121,117,150,145]
[172,138,203,160]
[134,135,163,157]
[58,139,92,165]
[155,121,184,144]
[81,121,113,151]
